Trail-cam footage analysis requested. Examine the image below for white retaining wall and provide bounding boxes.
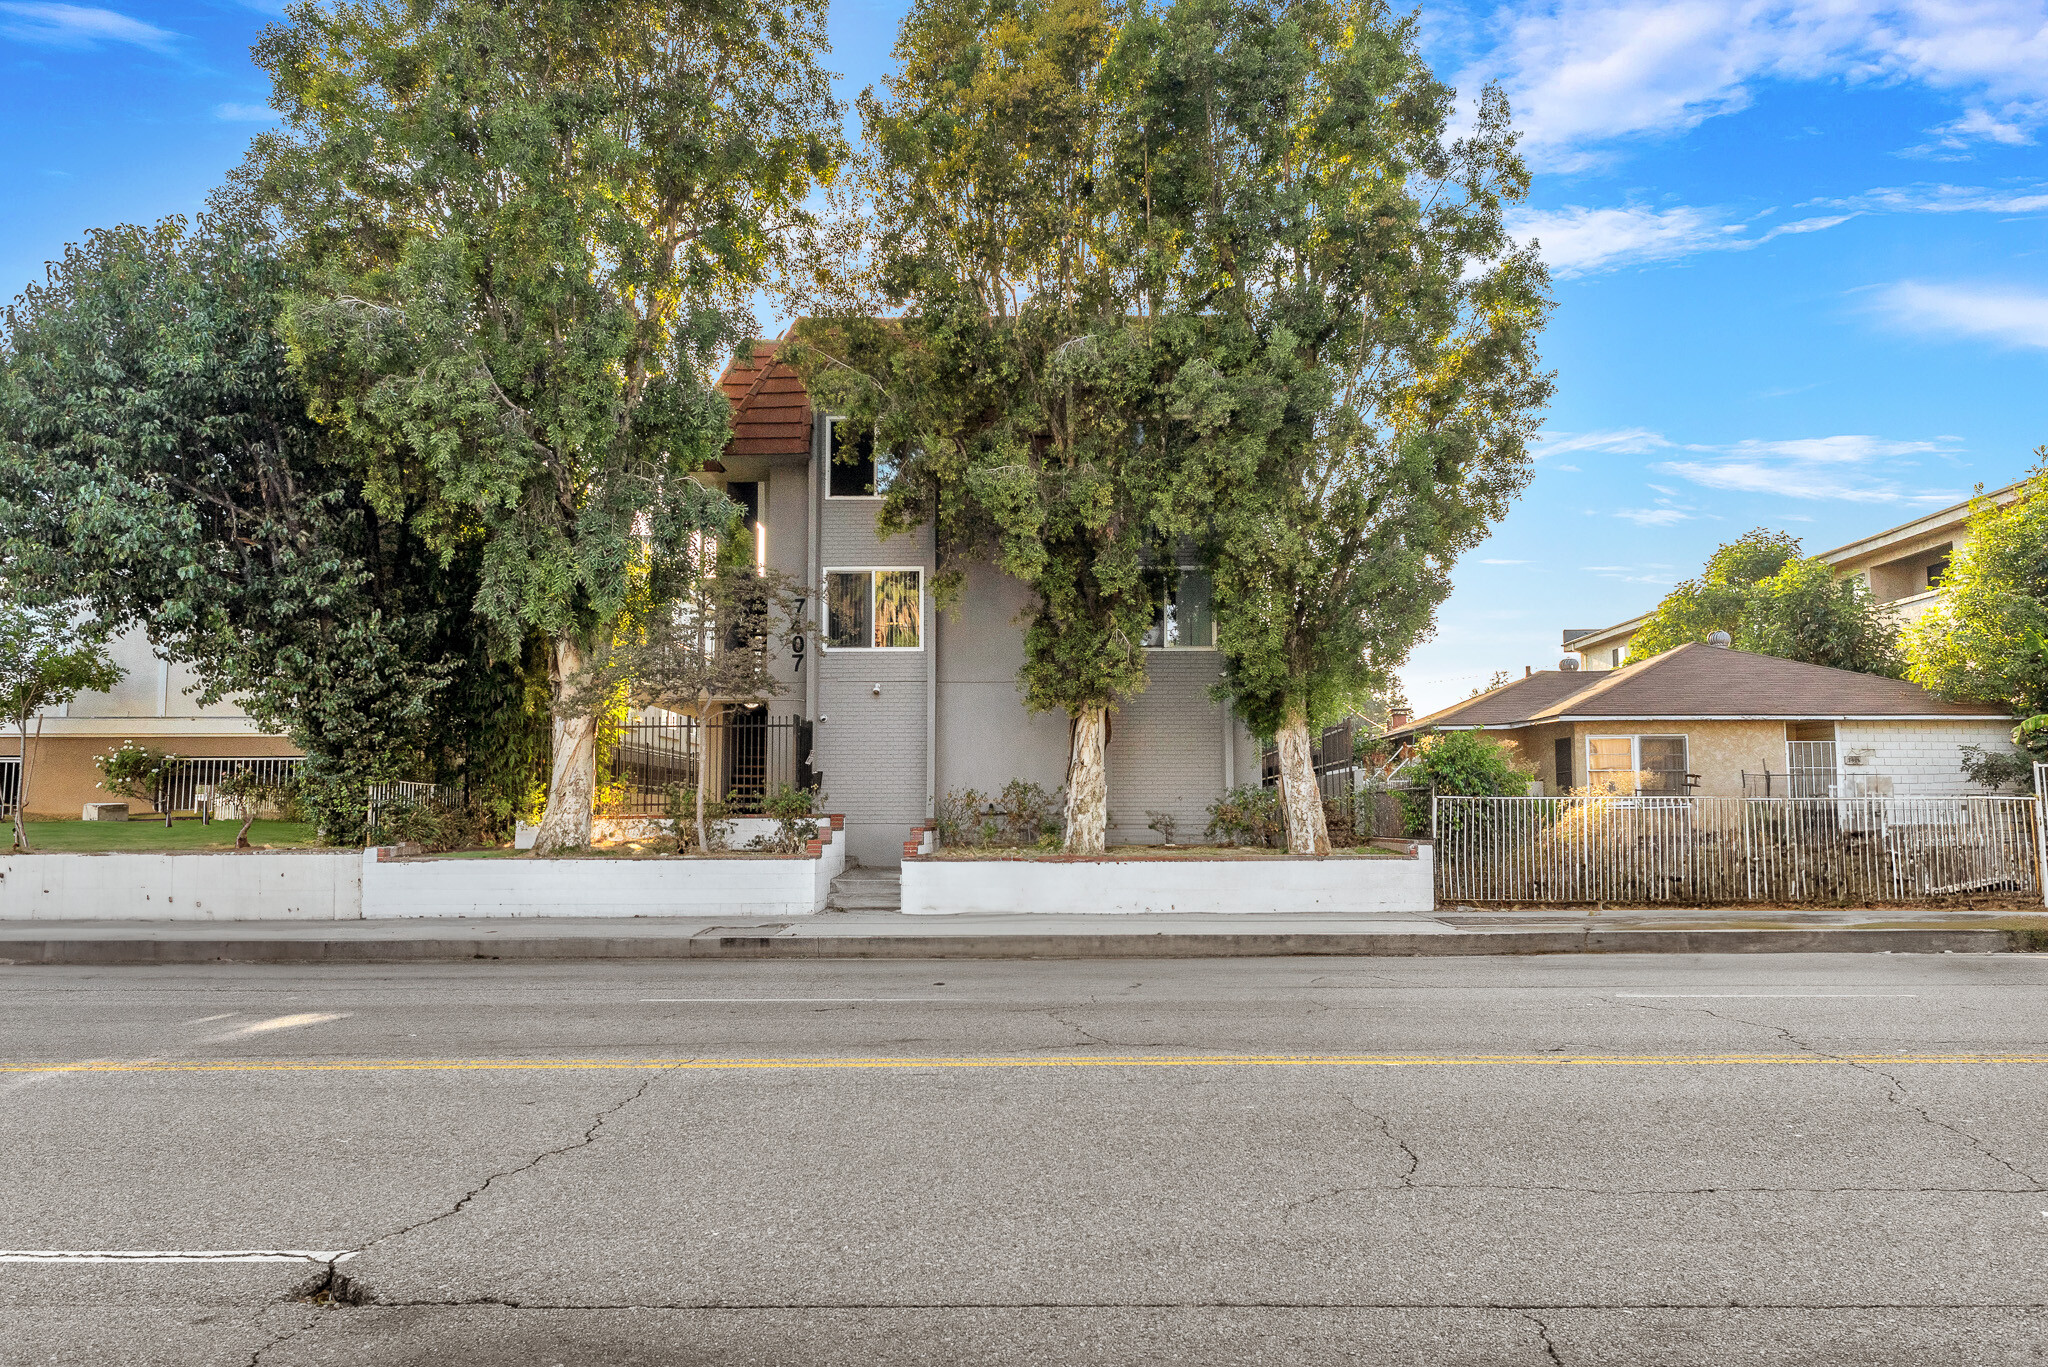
[0,851,362,921]
[1836,719,2018,797]
[0,821,846,921]
[362,822,846,919]
[900,843,1434,915]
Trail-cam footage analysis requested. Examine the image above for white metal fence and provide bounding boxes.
[0,756,17,816]
[1435,793,2042,905]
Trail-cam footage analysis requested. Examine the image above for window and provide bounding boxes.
[826,418,899,498]
[1141,569,1215,649]
[825,569,922,649]
[1585,735,1689,796]
[1553,738,1573,791]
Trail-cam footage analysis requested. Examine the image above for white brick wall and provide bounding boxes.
[1107,653,1233,844]
[1834,719,2017,796]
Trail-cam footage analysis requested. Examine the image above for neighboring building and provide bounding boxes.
[1384,641,2015,799]
[1561,481,2028,670]
[699,339,1259,865]
[2,630,300,820]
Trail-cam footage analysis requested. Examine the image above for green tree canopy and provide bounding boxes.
[242,0,846,850]
[1906,457,2048,716]
[794,0,1169,852]
[1629,528,1903,677]
[1128,0,1552,853]
[0,215,534,842]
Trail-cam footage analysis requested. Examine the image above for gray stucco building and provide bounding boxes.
[714,341,1261,866]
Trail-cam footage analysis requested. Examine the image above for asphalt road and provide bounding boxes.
[4,953,2047,1365]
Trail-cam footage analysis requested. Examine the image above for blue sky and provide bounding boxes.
[4,1,2045,713]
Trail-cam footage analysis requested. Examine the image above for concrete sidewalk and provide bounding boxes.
[2,908,2043,963]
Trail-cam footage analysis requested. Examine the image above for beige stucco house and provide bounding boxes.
[1560,482,2027,671]
[1386,642,2016,800]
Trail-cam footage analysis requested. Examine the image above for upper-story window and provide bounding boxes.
[826,417,899,498]
[1142,569,1215,649]
[825,568,922,649]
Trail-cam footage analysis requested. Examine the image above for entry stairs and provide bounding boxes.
[825,866,901,914]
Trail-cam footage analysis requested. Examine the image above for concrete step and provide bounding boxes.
[825,869,902,914]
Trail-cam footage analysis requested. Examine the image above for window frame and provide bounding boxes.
[821,566,925,652]
[1583,733,1690,797]
[823,416,893,501]
[1141,567,1218,652]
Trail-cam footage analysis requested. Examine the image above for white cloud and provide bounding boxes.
[1470,0,2048,169]
[1535,425,1672,455]
[1544,420,1966,503]
[1873,280,2048,349]
[1613,507,1693,525]
[1718,434,1957,463]
[1657,459,1954,503]
[0,2,173,50]
[1480,558,1534,564]
[1512,204,1854,276]
[1834,182,2048,213]
[214,102,275,121]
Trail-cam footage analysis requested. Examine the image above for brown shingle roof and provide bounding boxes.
[716,342,813,458]
[1389,643,2009,738]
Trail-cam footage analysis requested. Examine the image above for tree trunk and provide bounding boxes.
[1275,708,1330,855]
[696,701,721,853]
[533,636,597,854]
[10,717,32,852]
[1063,705,1109,854]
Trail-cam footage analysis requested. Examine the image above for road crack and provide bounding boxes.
[1521,1310,1567,1365]
[1610,997,2046,1191]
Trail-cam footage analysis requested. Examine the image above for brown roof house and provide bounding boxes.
[1386,641,2016,800]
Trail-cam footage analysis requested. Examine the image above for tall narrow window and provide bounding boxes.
[826,572,870,648]
[826,418,898,498]
[824,569,922,649]
[1553,738,1573,791]
[1141,569,1216,649]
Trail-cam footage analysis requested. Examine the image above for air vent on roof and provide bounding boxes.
[1707,630,1732,648]
[1559,657,1579,671]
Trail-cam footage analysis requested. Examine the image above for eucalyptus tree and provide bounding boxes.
[1131,0,1553,852]
[241,0,845,850]
[794,0,1171,853]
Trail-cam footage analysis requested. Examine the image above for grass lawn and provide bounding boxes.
[930,843,1404,861]
[15,819,323,853]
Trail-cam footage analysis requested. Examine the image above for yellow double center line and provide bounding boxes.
[4,1053,2046,1075]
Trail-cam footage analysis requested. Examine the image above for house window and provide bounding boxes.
[1585,735,1689,796]
[824,569,922,649]
[1141,569,1215,649]
[1609,648,1622,668]
[1553,738,1573,791]
[826,417,899,498]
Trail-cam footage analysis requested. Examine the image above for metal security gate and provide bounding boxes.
[1435,794,2042,905]
[0,756,17,815]
[600,715,804,816]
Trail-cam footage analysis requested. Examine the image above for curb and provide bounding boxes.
[0,927,2028,965]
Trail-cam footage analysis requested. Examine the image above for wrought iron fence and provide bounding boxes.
[600,715,806,817]
[154,757,305,816]
[1435,793,2042,905]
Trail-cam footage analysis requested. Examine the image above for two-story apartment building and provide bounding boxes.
[715,340,1262,865]
[1560,482,2026,670]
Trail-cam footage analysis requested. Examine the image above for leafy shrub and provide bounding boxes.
[750,784,822,854]
[1145,810,1180,844]
[212,767,299,848]
[938,787,991,846]
[1397,730,1535,833]
[995,780,1060,845]
[1207,784,1282,848]
[939,781,1061,847]
[377,796,488,853]
[662,784,736,853]
[95,742,179,814]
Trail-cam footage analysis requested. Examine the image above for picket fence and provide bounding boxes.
[1434,793,2042,905]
